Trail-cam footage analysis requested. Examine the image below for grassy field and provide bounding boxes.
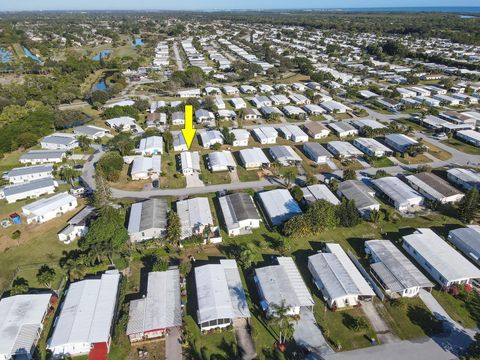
[236,166,261,182]
[199,155,231,185]
[368,157,395,168]
[161,152,186,189]
[431,289,480,329]
[423,141,452,161]
[0,149,23,172]
[441,138,480,155]
[396,153,432,165]
[379,297,441,340]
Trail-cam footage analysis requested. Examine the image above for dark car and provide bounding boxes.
[152,179,159,188]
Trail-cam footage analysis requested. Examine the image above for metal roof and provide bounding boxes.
[328,121,356,134]
[309,245,374,301]
[131,156,161,175]
[269,145,302,163]
[20,150,65,160]
[403,229,480,283]
[328,141,363,157]
[41,135,77,146]
[208,151,236,168]
[406,172,463,200]
[353,138,392,153]
[3,178,56,197]
[6,164,53,179]
[180,151,200,172]
[338,180,379,210]
[48,271,120,349]
[219,193,259,231]
[365,240,433,292]
[128,199,168,234]
[255,257,314,308]
[195,260,250,324]
[279,125,308,139]
[67,205,96,226]
[257,189,302,226]
[74,125,108,136]
[449,226,480,263]
[0,294,51,357]
[139,136,163,151]
[22,192,76,216]
[372,177,423,205]
[126,269,182,335]
[303,142,332,158]
[351,119,386,130]
[385,133,418,147]
[302,184,340,205]
[239,148,270,166]
[447,168,480,184]
[176,197,213,238]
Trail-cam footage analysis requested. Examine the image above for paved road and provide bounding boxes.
[165,327,183,360]
[362,301,400,344]
[172,42,184,71]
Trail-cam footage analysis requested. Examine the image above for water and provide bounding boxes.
[22,46,42,63]
[92,50,112,61]
[95,78,108,91]
[460,15,480,18]
[133,38,144,46]
[0,48,12,63]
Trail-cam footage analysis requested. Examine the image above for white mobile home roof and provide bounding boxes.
[255,257,314,308]
[309,244,374,300]
[195,259,250,324]
[219,193,259,231]
[22,192,76,217]
[6,164,53,180]
[351,119,386,130]
[127,269,181,335]
[269,145,302,163]
[20,150,65,161]
[328,141,363,157]
[176,197,213,238]
[252,127,278,141]
[208,151,236,169]
[403,229,480,283]
[48,270,120,349]
[302,184,340,205]
[180,151,201,172]
[353,137,392,154]
[128,199,168,234]
[131,155,161,175]
[328,121,357,135]
[385,133,418,147]
[406,172,463,201]
[337,180,379,210]
[239,148,270,166]
[257,189,302,226]
[372,177,423,206]
[0,294,51,358]
[3,178,56,198]
[448,225,480,264]
[139,136,163,152]
[365,240,433,292]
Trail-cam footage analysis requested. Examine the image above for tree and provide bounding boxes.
[152,256,169,272]
[59,166,81,185]
[269,300,295,345]
[77,135,92,151]
[36,264,56,288]
[290,186,304,203]
[238,244,255,269]
[92,174,113,213]
[343,168,357,181]
[280,167,297,188]
[466,332,480,359]
[97,151,123,181]
[338,198,361,227]
[59,250,87,281]
[221,126,236,145]
[166,211,181,248]
[369,209,384,223]
[458,188,479,223]
[79,208,129,264]
[10,277,29,295]
[108,132,135,156]
[283,199,338,237]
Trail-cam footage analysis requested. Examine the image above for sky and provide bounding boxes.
[2,0,480,11]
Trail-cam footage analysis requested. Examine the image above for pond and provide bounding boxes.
[95,78,108,91]
[92,50,112,61]
[22,46,42,63]
[0,48,12,63]
[133,38,144,46]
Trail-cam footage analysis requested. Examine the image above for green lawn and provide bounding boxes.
[431,289,480,329]
[396,153,432,165]
[368,157,395,168]
[161,152,186,189]
[441,138,480,155]
[236,166,261,182]
[0,149,23,173]
[379,297,442,340]
[199,156,231,185]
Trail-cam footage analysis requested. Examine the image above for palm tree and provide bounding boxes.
[281,168,297,188]
[271,160,281,177]
[59,167,81,185]
[269,300,295,345]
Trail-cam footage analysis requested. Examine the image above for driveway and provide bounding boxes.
[230,169,240,183]
[185,173,204,188]
[165,326,182,360]
[234,318,257,360]
[293,308,333,357]
[362,301,400,344]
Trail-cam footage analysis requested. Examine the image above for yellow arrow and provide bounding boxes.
[181,105,196,150]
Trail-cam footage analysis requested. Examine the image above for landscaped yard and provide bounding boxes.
[441,138,480,156]
[396,153,432,165]
[161,152,186,189]
[431,288,480,329]
[236,166,261,182]
[423,141,452,161]
[199,156,231,185]
[368,157,395,168]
